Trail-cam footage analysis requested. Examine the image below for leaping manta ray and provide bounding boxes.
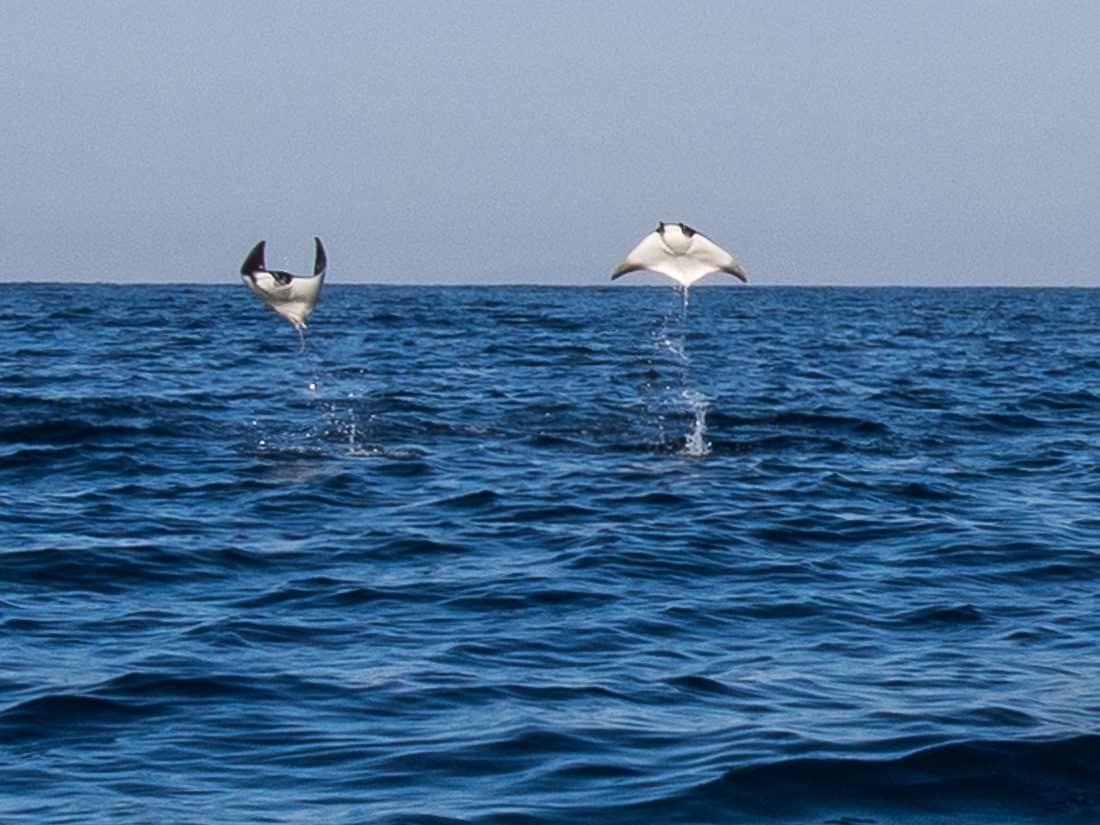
[611,222,747,288]
[240,237,327,330]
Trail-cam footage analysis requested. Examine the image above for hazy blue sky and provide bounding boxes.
[2,1,1097,285]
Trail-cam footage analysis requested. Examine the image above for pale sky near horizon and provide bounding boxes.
[1,1,1097,286]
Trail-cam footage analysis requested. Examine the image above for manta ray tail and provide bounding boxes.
[313,237,327,277]
[241,241,266,275]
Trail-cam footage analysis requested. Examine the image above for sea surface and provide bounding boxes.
[1,284,1098,824]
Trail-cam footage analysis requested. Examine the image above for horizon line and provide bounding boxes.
[0,280,1097,289]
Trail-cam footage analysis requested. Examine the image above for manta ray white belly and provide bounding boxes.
[612,222,747,288]
[242,273,323,329]
[240,237,326,330]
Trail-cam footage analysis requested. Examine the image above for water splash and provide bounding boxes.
[643,290,716,456]
[319,394,372,454]
[656,292,713,456]
[658,332,688,362]
[345,409,358,449]
[291,327,322,399]
[682,389,712,457]
[247,334,376,456]
[655,293,690,365]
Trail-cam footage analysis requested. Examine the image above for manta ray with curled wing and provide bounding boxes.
[240,237,327,330]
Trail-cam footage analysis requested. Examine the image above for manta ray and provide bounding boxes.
[240,237,327,330]
[612,222,747,287]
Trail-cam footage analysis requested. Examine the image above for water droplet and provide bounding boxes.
[682,390,712,457]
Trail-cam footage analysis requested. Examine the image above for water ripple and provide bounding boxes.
[0,285,1098,823]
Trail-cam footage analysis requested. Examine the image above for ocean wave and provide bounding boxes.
[2,285,1099,824]
[651,735,1100,824]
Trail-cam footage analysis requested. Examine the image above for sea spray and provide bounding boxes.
[247,330,376,455]
[655,286,713,456]
[682,388,712,457]
[300,333,321,398]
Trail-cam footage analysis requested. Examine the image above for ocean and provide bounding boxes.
[1,283,1098,823]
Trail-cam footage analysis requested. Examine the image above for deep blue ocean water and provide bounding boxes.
[1,283,1098,824]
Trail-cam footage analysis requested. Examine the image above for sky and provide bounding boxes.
[1,1,1098,286]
